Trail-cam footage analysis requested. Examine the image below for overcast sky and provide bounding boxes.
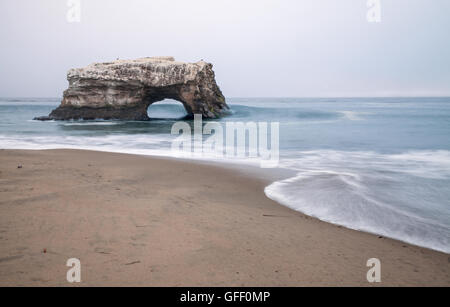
[1,0,449,97]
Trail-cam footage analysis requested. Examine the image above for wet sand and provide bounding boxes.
[0,149,449,286]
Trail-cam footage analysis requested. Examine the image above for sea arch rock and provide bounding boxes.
[37,57,229,120]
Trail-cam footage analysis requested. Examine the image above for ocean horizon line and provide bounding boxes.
[1,96,450,101]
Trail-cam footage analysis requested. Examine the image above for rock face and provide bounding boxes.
[37,57,228,120]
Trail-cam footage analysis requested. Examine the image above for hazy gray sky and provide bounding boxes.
[1,0,449,97]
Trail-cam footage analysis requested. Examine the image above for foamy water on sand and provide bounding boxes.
[1,97,449,253]
[265,150,450,253]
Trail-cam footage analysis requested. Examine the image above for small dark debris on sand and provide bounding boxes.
[262,214,289,218]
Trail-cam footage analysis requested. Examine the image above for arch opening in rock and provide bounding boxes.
[147,99,188,120]
[35,57,229,121]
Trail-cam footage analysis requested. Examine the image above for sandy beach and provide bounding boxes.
[0,149,449,286]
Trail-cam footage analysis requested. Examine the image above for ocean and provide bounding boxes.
[1,97,449,253]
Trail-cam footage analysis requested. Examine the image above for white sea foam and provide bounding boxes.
[61,122,122,126]
[0,133,269,167]
[265,150,450,253]
[338,111,369,121]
